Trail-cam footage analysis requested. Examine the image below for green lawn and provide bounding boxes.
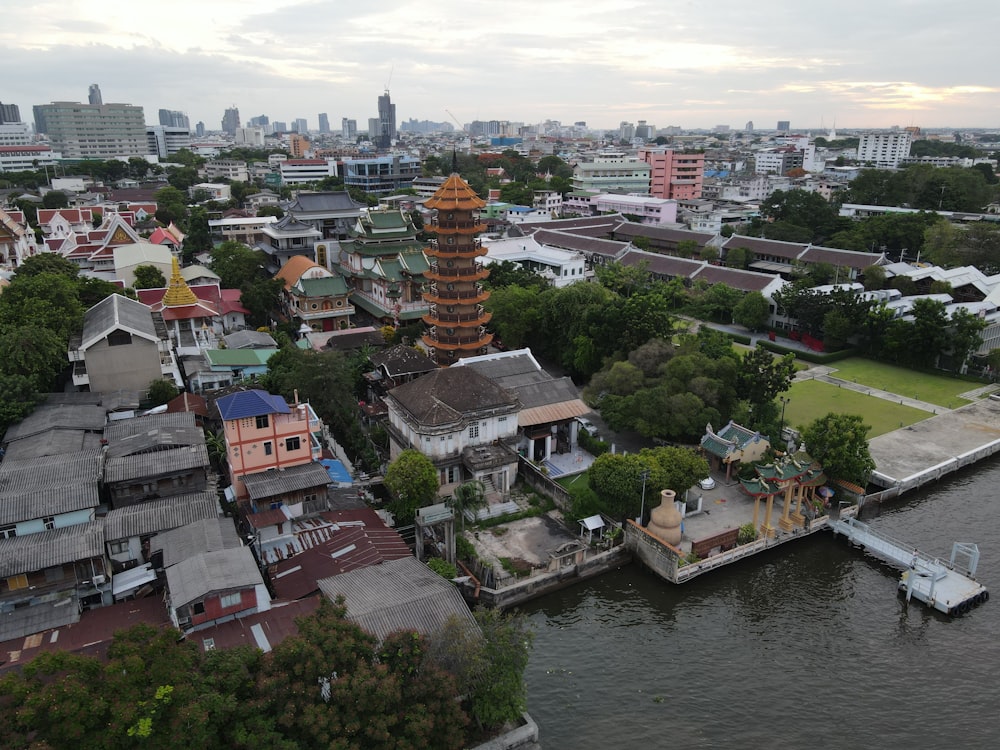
[784,380,932,438]
[824,359,977,408]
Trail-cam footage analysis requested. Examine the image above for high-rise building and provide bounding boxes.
[147,126,192,159]
[221,106,240,135]
[272,121,287,133]
[776,120,790,132]
[421,173,492,365]
[33,99,146,158]
[618,121,635,142]
[195,121,205,138]
[377,89,396,149]
[235,127,265,147]
[857,131,912,168]
[294,118,308,134]
[342,118,357,139]
[158,109,190,129]
[318,113,330,134]
[745,121,754,133]
[249,115,270,128]
[367,117,381,141]
[0,102,21,124]
[635,120,654,140]
[638,148,705,201]
[288,133,309,158]
[88,84,103,105]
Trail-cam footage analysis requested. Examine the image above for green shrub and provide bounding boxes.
[455,535,478,562]
[737,522,759,545]
[578,431,611,456]
[758,340,857,364]
[427,558,458,579]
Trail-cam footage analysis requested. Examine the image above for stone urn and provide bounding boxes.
[647,489,682,546]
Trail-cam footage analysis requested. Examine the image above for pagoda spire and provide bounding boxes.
[161,256,197,306]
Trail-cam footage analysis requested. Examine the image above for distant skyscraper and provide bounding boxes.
[88,84,103,105]
[745,120,754,133]
[377,89,396,148]
[367,117,380,141]
[0,102,20,123]
[158,109,190,129]
[777,120,790,132]
[294,118,308,134]
[33,99,146,158]
[196,121,205,138]
[318,113,330,134]
[222,106,241,135]
[249,115,270,127]
[342,118,357,139]
[272,121,287,133]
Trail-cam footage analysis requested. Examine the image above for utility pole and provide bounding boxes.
[638,469,651,526]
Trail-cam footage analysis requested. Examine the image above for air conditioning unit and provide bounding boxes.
[92,574,107,586]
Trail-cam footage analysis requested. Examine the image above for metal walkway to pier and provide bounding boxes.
[829,517,988,616]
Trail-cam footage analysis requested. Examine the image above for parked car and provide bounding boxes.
[698,476,716,490]
[576,417,599,438]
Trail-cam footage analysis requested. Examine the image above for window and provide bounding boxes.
[43,516,55,530]
[202,638,216,651]
[0,525,16,539]
[109,539,129,555]
[220,592,242,609]
[6,574,28,590]
[498,416,508,422]
[192,602,206,615]
[264,442,273,456]
[107,330,132,347]
[255,414,269,429]
[286,436,301,451]
[469,423,480,439]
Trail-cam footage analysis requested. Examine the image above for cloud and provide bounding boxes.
[1,0,998,129]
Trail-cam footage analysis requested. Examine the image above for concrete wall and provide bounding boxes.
[476,547,629,609]
[87,335,162,394]
[516,457,572,511]
[626,520,682,583]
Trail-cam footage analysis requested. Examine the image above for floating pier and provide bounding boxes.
[829,516,988,616]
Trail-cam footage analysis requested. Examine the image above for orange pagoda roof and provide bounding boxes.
[425,173,485,211]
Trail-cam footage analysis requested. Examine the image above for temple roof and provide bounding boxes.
[425,173,485,211]
[162,257,198,307]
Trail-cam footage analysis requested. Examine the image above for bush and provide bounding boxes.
[455,535,478,562]
[427,558,458,579]
[758,340,857,364]
[737,522,759,545]
[578,431,611,456]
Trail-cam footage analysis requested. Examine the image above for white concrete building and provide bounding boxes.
[279,158,338,185]
[481,235,588,287]
[857,132,912,168]
[0,144,60,173]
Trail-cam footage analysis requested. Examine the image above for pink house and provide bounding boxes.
[216,390,321,499]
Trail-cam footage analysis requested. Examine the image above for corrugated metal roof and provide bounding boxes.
[103,412,195,442]
[165,547,263,608]
[103,492,220,541]
[317,556,477,641]
[0,484,99,526]
[105,424,205,459]
[1,429,102,460]
[2,404,107,442]
[242,462,332,501]
[80,294,158,350]
[150,516,242,568]
[216,390,291,420]
[0,600,81,644]
[0,449,102,493]
[518,399,591,427]
[104,444,210,483]
[0,521,104,577]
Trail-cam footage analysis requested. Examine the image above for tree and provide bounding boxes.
[209,240,268,288]
[239,277,284,328]
[449,480,487,531]
[948,307,987,372]
[154,185,189,225]
[725,246,754,270]
[257,205,284,219]
[802,413,875,486]
[41,190,69,209]
[737,348,796,414]
[733,291,769,331]
[0,373,44,436]
[0,323,68,390]
[147,378,179,406]
[184,206,214,262]
[908,297,949,368]
[133,264,167,290]
[384,449,439,525]
[861,264,886,291]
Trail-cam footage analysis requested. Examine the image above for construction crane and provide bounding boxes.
[445,109,466,133]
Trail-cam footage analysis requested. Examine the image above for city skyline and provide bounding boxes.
[2,0,998,132]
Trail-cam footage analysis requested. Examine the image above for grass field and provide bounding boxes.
[784,380,932,438]
[823,359,977,408]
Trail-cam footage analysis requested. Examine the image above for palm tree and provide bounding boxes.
[204,430,228,473]
[449,480,487,532]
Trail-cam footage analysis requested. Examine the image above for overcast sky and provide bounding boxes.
[2,0,997,133]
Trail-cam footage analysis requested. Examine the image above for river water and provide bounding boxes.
[521,458,1000,749]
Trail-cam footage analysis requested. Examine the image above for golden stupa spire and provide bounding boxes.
[162,256,197,306]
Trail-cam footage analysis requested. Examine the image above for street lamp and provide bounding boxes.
[779,396,790,442]
[638,469,651,526]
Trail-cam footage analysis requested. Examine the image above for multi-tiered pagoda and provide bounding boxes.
[421,173,492,365]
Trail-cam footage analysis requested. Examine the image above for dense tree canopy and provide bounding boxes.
[384,449,439,525]
[802,413,875,486]
[587,447,709,521]
[132,264,167,290]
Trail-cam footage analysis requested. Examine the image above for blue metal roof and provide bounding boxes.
[216,390,291,420]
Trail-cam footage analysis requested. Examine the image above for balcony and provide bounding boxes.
[423,327,494,351]
[425,264,490,282]
[423,284,490,305]
[429,219,486,235]
[424,305,492,326]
